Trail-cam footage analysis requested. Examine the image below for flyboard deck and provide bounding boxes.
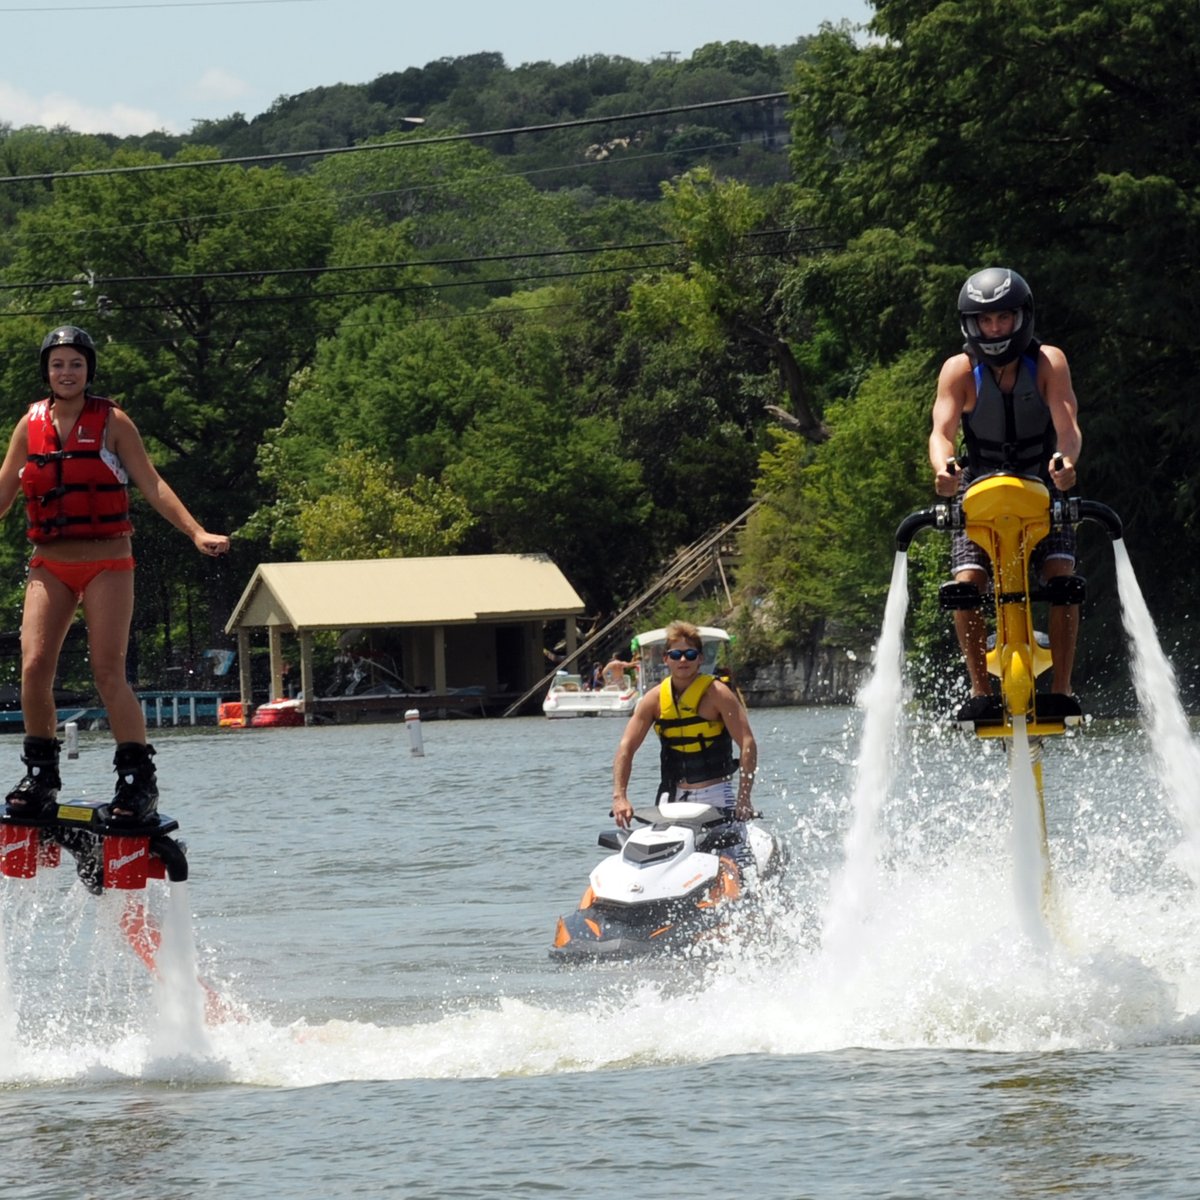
[1,798,187,890]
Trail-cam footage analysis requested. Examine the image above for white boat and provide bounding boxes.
[542,625,732,719]
[629,625,733,695]
[542,668,639,719]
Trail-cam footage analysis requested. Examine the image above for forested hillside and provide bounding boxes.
[0,3,1196,702]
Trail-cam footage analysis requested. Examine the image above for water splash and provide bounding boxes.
[148,882,213,1064]
[1007,719,1051,950]
[0,870,219,1080]
[0,906,14,1059]
[7,712,1200,1081]
[1113,540,1200,884]
[821,551,909,954]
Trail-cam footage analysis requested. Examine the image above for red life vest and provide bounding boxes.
[22,395,132,543]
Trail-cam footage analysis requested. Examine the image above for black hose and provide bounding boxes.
[150,834,189,882]
[1077,500,1123,541]
[895,507,940,551]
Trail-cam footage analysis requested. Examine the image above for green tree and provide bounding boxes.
[0,125,113,248]
[253,291,653,611]
[312,132,571,306]
[296,446,475,560]
[741,349,932,648]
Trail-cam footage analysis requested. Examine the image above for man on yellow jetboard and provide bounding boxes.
[929,267,1083,723]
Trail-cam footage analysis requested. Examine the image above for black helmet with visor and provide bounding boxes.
[958,268,1035,367]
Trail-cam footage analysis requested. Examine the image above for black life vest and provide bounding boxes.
[961,346,1056,479]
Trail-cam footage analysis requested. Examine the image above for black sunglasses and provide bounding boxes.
[665,648,701,661]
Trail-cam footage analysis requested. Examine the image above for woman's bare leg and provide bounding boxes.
[19,566,81,738]
[81,567,146,744]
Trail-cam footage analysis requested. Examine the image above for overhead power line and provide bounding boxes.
[0,238,681,292]
[11,136,758,245]
[0,0,322,10]
[0,93,789,185]
[0,240,843,322]
[0,229,813,293]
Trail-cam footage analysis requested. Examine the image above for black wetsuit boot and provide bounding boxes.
[5,736,62,816]
[110,742,159,825]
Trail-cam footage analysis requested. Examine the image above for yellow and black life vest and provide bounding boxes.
[654,674,736,786]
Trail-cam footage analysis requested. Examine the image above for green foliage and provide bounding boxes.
[4,16,1198,686]
[313,133,570,294]
[903,533,963,709]
[740,351,932,644]
[296,445,475,561]
[1,146,337,653]
[0,125,114,246]
[687,41,780,77]
[253,292,655,610]
[192,45,803,196]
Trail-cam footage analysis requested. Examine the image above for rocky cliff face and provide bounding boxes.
[739,643,869,707]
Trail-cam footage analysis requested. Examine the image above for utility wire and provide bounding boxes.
[0,243,841,320]
[0,239,681,291]
[0,0,322,9]
[0,93,789,184]
[11,138,750,244]
[0,229,812,292]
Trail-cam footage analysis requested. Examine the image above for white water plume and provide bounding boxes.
[0,911,15,1058]
[821,551,909,955]
[149,882,213,1063]
[1113,540,1200,885]
[1007,719,1051,950]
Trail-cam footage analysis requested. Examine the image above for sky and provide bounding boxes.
[0,0,872,137]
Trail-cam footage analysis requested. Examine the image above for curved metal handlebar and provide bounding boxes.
[897,490,1124,553]
[1075,499,1123,541]
[895,505,952,551]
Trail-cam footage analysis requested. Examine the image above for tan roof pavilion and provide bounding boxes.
[224,553,586,721]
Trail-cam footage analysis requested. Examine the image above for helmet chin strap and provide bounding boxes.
[48,386,89,405]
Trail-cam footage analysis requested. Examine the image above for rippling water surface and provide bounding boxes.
[4,702,1200,1198]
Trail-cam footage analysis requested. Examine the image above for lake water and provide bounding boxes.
[3,704,1200,1199]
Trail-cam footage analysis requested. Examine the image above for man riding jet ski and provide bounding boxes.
[551,619,783,960]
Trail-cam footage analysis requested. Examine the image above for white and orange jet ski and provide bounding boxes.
[550,799,785,961]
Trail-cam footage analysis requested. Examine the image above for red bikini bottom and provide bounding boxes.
[30,554,135,598]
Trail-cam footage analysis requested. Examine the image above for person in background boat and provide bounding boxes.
[587,661,603,691]
[929,267,1083,724]
[611,619,756,848]
[0,325,230,823]
[602,651,637,690]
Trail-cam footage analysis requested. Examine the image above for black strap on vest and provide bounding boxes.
[27,448,128,532]
[962,350,1055,476]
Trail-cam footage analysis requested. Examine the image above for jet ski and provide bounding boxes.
[550,799,785,962]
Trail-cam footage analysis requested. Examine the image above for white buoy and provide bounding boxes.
[64,721,79,760]
[405,708,425,757]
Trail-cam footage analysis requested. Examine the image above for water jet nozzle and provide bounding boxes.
[1076,499,1123,541]
[895,504,953,551]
